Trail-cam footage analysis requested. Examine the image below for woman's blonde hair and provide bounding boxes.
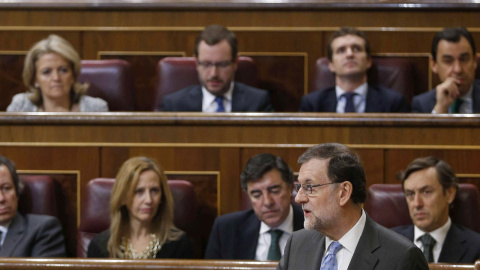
[22,34,88,106]
[107,156,183,258]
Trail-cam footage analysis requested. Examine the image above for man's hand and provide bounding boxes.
[433,77,461,113]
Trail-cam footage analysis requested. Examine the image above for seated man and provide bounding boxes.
[205,153,303,260]
[393,156,480,263]
[412,27,480,113]
[0,155,66,257]
[278,143,427,270]
[300,27,409,113]
[161,24,273,112]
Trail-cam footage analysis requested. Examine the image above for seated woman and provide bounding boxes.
[87,157,193,259]
[7,34,108,112]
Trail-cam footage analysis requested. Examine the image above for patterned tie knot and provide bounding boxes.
[341,92,357,113]
[419,233,436,263]
[320,241,342,270]
[267,229,283,260]
[214,96,225,112]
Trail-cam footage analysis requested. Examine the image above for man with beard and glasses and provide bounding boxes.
[299,27,409,113]
[412,27,480,113]
[278,143,428,270]
[160,24,273,112]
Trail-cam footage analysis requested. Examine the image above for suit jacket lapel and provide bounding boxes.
[348,215,380,270]
[471,80,480,113]
[235,213,260,260]
[365,86,381,112]
[308,232,325,269]
[323,89,337,112]
[231,84,244,111]
[189,86,203,111]
[438,224,468,263]
[0,213,24,256]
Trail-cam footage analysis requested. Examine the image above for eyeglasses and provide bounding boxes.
[197,61,233,69]
[294,182,336,195]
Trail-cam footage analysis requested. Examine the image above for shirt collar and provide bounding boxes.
[414,217,451,248]
[460,85,473,100]
[259,204,294,235]
[201,81,234,104]
[325,209,366,254]
[335,83,368,100]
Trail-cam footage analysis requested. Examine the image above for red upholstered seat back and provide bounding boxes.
[364,183,480,233]
[78,60,136,111]
[18,175,59,217]
[153,56,258,111]
[77,178,196,257]
[311,57,416,104]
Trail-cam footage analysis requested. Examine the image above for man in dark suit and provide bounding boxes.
[0,155,66,257]
[300,27,408,113]
[278,143,428,270]
[412,27,480,113]
[392,156,480,263]
[161,24,273,112]
[205,153,303,260]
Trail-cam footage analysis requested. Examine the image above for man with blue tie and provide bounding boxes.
[299,27,409,113]
[160,24,273,112]
[412,27,480,113]
[278,143,428,270]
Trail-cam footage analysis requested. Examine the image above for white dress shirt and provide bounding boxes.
[255,204,294,261]
[414,217,451,263]
[323,209,367,270]
[335,83,368,113]
[201,82,234,112]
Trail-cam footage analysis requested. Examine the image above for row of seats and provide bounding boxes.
[19,175,480,258]
[52,56,480,112]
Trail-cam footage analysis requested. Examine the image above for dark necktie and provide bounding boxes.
[320,241,342,270]
[419,234,436,263]
[450,98,463,113]
[267,229,283,260]
[342,92,357,113]
[214,96,225,112]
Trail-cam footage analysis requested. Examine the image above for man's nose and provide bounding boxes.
[295,189,308,204]
[413,193,423,208]
[452,60,462,73]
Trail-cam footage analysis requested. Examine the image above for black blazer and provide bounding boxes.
[299,84,409,112]
[0,213,66,257]
[278,214,428,270]
[87,229,194,259]
[392,223,480,263]
[411,79,480,113]
[160,82,274,112]
[205,204,304,259]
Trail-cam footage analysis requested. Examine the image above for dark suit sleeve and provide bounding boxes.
[167,233,194,259]
[31,216,66,257]
[260,94,274,112]
[204,218,222,259]
[393,95,410,112]
[160,96,173,111]
[411,96,427,113]
[299,95,314,112]
[395,245,429,270]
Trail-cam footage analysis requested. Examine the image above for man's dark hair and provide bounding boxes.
[400,156,458,193]
[240,153,294,191]
[297,143,367,204]
[327,27,371,61]
[194,24,238,61]
[431,27,476,62]
[0,155,20,196]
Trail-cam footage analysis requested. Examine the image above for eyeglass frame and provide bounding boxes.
[197,60,234,69]
[294,182,337,195]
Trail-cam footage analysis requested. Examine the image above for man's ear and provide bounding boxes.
[328,61,336,73]
[430,56,438,74]
[446,185,457,204]
[338,181,353,206]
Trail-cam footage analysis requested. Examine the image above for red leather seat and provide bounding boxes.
[18,175,59,217]
[77,178,196,257]
[364,183,480,233]
[311,57,416,104]
[153,56,258,111]
[78,60,136,111]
